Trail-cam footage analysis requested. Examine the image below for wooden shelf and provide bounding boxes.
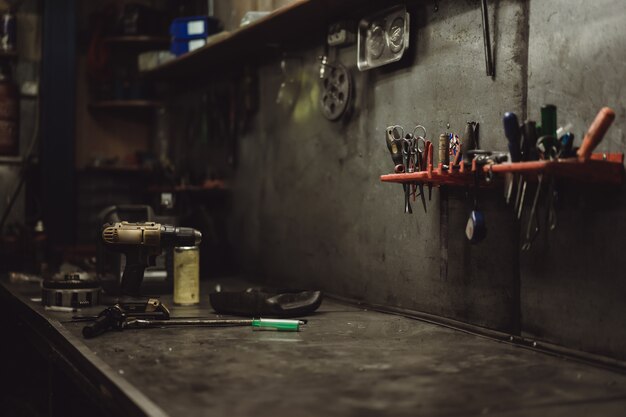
[82,165,152,174]
[148,180,228,193]
[380,153,625,188]
[89,100,164,110]
[0,50,17,59]
[0,155,23,164]
[104,36,170,48]
[141,0,367,80]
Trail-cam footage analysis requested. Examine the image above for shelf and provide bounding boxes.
[148,180,228,193]
[141,0,366,80]
[380,153,624,188]
[88,100,164,110]
[82,165,152,174]
[104,36,170,48]
[0,50,17,59]
[0,155,23,164]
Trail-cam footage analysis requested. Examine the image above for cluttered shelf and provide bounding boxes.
[147,180,228,193]
[0,155,23,164]
[103,35,170,48]
[88,100,164,110]
[0,50,17,59]
[141,0,362,79]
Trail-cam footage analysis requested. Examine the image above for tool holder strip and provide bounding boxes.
[380,153,624,187]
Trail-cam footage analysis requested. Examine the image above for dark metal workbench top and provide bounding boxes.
[3,279,626,417]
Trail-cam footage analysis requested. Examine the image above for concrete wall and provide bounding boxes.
[230,0,527,332]
[522,0,626,360]
[211,0,626,360]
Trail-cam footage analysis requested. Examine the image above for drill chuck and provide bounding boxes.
[160,225,202,247]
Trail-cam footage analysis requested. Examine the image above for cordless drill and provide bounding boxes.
[102,221,202,296]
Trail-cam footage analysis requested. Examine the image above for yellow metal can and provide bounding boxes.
[173,246,200,305]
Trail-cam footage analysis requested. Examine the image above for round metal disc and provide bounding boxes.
[320,63,352,121]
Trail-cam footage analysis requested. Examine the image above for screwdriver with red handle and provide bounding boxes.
[577,107,616,161]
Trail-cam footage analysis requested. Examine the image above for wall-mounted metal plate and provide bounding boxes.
[357,5,410,71]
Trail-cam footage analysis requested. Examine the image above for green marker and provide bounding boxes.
[252,318,305,332]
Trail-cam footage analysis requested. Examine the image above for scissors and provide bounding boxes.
[411,125,428,212]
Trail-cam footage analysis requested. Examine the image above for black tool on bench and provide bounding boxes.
[79,298,171,338]
[209,288,323,318]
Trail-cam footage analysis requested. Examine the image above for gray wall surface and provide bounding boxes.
[522,0,626,360]
[231,0,527,332]
[219,0,626,360]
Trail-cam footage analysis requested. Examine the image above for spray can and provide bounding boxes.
[173,246,200,305]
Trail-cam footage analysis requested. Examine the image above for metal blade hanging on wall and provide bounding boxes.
[481,0,495,76]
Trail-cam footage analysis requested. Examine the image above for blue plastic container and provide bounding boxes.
[170,16,220,39]
[170,38,206,56]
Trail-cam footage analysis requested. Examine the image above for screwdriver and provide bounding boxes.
[125,318,305,332]
[541,104,557,138]
[514,121,537,218]
[503,112,521,205]
[461,122,476,164]
[577,107,616,162]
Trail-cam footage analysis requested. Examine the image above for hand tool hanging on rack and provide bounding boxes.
[450,133,462,166]
[385,125,405,172]
[425,140,434,200]
[577,107,616,162]
[503,112,521,205]
[385,124,431,213]
[465,151,487,243]
[439,133,450,168]
[539,105,560,232]
[480,0,494,76]
[515,120,538,219]
[522,105,560,249]
[401,135,413,213]
[463,149,509,243]
[385,125,411,213]
[413,125,428,212]
[461,122,478,165]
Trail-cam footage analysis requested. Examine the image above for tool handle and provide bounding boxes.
[503,112,521,162]
[83,313,113,338]
[120,254,148,297]
[541,104,557,138]
[577,107,616,162]
[521,121,537,161]
[461,122,475,163]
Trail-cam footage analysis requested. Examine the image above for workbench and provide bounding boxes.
[2,279,626,417]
